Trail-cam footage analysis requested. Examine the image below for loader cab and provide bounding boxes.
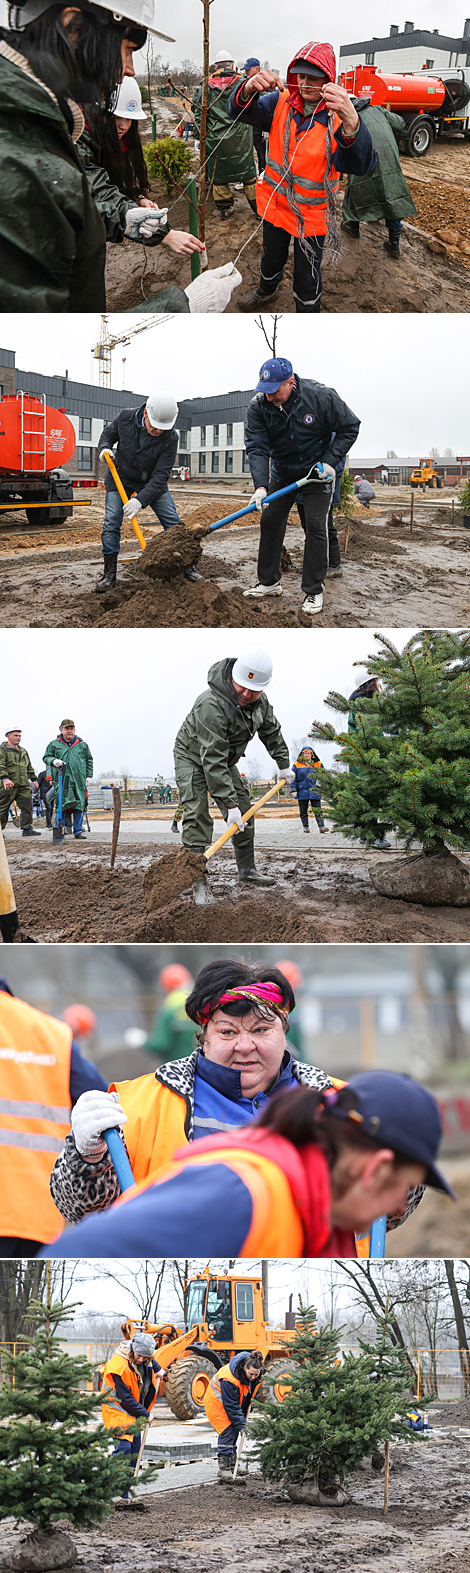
[184,1273,263,1347]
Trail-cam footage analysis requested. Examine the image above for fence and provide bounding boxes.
[0,1340,113,1389]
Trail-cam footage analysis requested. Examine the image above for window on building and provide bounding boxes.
[179,430,187,450]
[212,452,219,473]
[226,422,233,442]
[425,58,434,67]
[365,51,375,64]
[79,416,92,441]
[242,450,251,473]
[199,452,206,474]
[77,447,93,471]
[225,451,233,474]
[200,425,206,445]
[213,424,219,442]
[178,454,188,467]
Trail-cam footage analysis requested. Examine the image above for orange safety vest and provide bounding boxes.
[101,1352,156,1440]
[110,1072,189,1183]
[0,994,72,1243]
[256,90,341,238]
[204,1362,257,1434]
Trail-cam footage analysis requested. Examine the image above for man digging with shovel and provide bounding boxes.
[173,648,295,889]
[204,1350,265,1482]
[97,391,202,593]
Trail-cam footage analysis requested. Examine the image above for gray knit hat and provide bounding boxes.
[131,1332,156,1357]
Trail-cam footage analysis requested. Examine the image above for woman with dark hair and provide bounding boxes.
[348,677,391,850]
[43,1067,449,1260]
[49,957,334,1225]
[78,77,205,259]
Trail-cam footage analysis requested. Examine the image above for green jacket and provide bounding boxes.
[0,743,37,788]
[144,987,197,1062]
[174,658,289,815]
[192,75,256,184]
[43,735,93,812]
[0,46,106,311]
[77,128,172,245]
[342,105,417,224]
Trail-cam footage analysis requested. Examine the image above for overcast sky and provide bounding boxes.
[1,627,416,779]
[65,1258,361,1326]
[2,314,469,455]
[137,1,466,76]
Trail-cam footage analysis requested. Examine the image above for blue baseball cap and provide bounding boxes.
[332,1071,456,1198]
[243,56,260,70]
[255,357,294,394]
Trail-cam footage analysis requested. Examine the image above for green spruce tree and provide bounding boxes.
[309,629,470,902]
[0,1282,134,1563]
[252,1303,414,1499]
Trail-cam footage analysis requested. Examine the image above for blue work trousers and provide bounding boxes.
[102,485,181,556]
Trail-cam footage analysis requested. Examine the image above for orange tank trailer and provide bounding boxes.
[0,393,76,474]
[340,65,446,113]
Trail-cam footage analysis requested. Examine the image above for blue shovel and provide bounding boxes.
[103,1127,134,1192]
[207,465,332,535]
[52,765,65,844]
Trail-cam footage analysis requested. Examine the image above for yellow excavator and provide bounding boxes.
[410,461,443,490]
[99,1267,298,1418]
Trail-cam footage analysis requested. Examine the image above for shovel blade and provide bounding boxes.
[52,827,64,843]
[193,875,214,905]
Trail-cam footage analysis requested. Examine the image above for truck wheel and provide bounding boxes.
[165,1356,216,1419]
[25,506,53,526]
[407,119,433,157]
[262,1359,300,1405]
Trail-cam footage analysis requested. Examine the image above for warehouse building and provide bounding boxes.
[355,455,470,485]
[339,19,470,75]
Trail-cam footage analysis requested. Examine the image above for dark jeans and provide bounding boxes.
[254,132,266,173]
[258,476,335,595]
[259,219,325,312]
[111,1434,140,1497]
[102,484,180,556]
[344,217,402,241]
[298,799,324,830]
[218,1422,243,1461]
[297,495,341,570]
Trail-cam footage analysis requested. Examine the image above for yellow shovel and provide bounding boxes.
[194,777,287,903]
[0,822,21,942]
[103,452,146,552]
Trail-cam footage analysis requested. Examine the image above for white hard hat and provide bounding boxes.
[145,393,178,430]
[113,78,147,120]
[232,649,273,690]
[4,0,175,41]
[213,48,234,64]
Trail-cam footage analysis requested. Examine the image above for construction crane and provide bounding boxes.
[91,314,174,387]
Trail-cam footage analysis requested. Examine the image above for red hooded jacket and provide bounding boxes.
[286,41,337,116]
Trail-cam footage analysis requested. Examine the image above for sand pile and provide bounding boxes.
[143,847,207,910]
[62,570,313,628]
[136,521,208,580]
[432,1395,470,1427]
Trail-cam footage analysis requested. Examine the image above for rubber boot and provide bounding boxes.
[384,236,400,260]
[216,204,234,222]
[341,219,360,238]
[218,1452,236,1480]
[96,554,118,593]
[184,564,202,583]
[22,827,41,837]
[171,819,180,834]
[238,866,276,887]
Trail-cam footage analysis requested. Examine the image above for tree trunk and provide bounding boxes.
[444,1261,470,1397]
[197,0,211,243]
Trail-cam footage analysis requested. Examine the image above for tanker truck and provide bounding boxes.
[0,391,80,526]
[340,64,470,157]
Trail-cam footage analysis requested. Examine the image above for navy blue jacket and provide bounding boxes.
[112,1362,159,1421]
[0,979,107,1102]
[98,402,178,508]
[245,375,360,491]
[219,1352,262,1431]
[291,760,322,803]
[227,84,376,179]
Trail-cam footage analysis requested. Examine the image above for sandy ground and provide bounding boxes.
[1,490,468,628]
[5,834,470,944]
[2,1438,470,1572]
[103,105,470,313]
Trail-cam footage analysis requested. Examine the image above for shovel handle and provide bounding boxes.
[205,778,286,860]
[0,821,19,939]
[103,1127,135,1192]
[103,452,146,552]
[133,1421,149,1480]
[208,481,300,534]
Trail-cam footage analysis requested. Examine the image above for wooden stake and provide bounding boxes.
[110,786,122,869]
[343,522,349,556]
[197,0,213,244]
[410,490,414,533]
[383,1439,390,1516]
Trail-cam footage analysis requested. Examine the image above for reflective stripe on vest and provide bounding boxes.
[0,995,72,1242]
[101,1352,156,1434]
[257,91,341,238]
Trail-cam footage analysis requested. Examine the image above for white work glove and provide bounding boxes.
[184,264,242,313]
[123,497,142,521]
[125,206,168,241]
[279,768,295,785]
[225,806,244,834]
[53,758,64,770]
[298,462,336,485]
[253,487,267,511]
[71,1089,127,1160]
[99,449,114,463]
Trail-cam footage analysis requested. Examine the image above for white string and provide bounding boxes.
[164,98,255,220]
[232,123,314,269]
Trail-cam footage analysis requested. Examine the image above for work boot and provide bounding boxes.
[302,826,310,834]
[384,237,400,260]
[341,219,360,238]
[319,826,329,834]
[22,827,41,837]
[326,564,343,578]
[238,286,280,311]
[243,581,282,599]
[374,837,392,850]
[171,819,180,834]
[184,565,202,583]
[302,592,323,615]
[74,833,86,840]
[217,204,234,221]
[218,1453,235,1480]
[96,553,118,593]
[238,867,276,887]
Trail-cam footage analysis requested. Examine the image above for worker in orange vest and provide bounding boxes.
[204,1351,264,1478]
[102,1331,163,1499]
[42,1070,452,1261]
[227,41,376,312]
[0,980,106,1256]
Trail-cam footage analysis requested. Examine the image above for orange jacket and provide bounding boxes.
[257,90,341,237]
[0,994,72,1243]
[204,1361,260,1434]
[110,1072,189,1182]
[101,1352,156,1439]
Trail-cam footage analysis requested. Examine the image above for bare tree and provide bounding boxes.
[444,1260,470,1396]
[256,314,282,356]
[102,1260,166,1324]
[197,0,214,243]
[0,1260,81,1344]
[337,1261,419,1389]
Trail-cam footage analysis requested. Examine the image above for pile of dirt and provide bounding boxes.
[339,513,408,562]
[432,1396,470,1427]
[136,521,207,579]
[406,177,470,257]
[61,570,313,628]
[143,847,207,910]
[370,851,470,907]
[136,896,331,944]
